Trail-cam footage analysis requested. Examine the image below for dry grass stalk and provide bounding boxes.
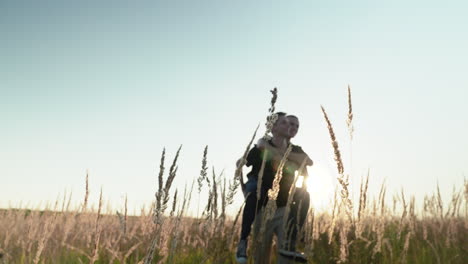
[60,189,68,212]
[328,186,339,245]
[229,203,245,251]
[61,210,77,247]
[346,86,355,210]
[123,195,128,235]
[220,177,227,222]
[24,210,38,252]
[142,234,158,264]
[167,184,194,262]
[337,174,353,222]
[447,187,462,218]
[235,124,260,197]
[170,189,178,218]
[268,144,293,201]
[436,183,444,220]
[268,87,278,115]
[144,146,182,264]
[167,185,191,263]
[256,150,268,201]
[358,171,369,220]
[154,148,166,223]
[64,242,91,260]
[400,231,412,264]
[90,187,103,264]
[312,210,320,242]
[304,208,315,243]
[356,172,369,239]
[116,211,125,236]
[321,105,354,221]
[321,105,344,175]
[203,188,213,219]
[117,195,129,235]
[225,175,239,207]
[123,242,142,262]
[373,181,386,255]
[197,145,208,194]
[282,156,309,240]
[83,170,90,212]
[383,238,394,261]
[66,190,73,212]
[162,145,182,211]
[398,189,408,241]
[393,194,398,215]
[211,167,219,219]
[378,181,387,216]
[263,88,278,140]
[346,85,354,140]
[178,182,190,219]
[464,178,468,222]
[409,196,416,232]
[444,188,461,247]
[200,170,218,246]
[33,210,58,264]
[338,220,349,263]
[196,145,208,219]
[423,224,442,264]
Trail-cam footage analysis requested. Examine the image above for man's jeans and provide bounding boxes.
[240,177,268,240]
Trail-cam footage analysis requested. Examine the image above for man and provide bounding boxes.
[255,114,312,263]
[280,115,312,261]
[237,113,312,263]
[236,112,291,264]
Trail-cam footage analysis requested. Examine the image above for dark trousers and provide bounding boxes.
[240,177,268,240]
[285,188,310,250]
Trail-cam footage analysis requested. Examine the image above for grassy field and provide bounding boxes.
[0,180,466,264]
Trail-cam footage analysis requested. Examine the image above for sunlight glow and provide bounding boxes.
[303,164,334,210]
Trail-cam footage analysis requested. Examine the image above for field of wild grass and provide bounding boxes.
[0,178,466,264]
[1,88,467,263]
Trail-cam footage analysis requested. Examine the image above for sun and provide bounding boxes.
[295,164,334,210]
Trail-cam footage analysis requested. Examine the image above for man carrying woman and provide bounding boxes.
[236,113,312,263]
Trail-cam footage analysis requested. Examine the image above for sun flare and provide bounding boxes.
[295,164,334,210]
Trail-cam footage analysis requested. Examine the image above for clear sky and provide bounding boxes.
[2,0,467,215]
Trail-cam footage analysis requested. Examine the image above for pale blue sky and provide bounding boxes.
[1,0,467,215]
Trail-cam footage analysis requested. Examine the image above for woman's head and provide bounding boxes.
[271,112,289,138]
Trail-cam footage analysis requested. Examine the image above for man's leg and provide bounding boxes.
[273,207,294,264]
[286,188,310,250]
[252,208,274,264]
[279,193,309,263]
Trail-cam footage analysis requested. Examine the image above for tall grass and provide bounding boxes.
[1,178,466,263]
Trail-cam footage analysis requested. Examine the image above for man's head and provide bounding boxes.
[287,115,299,139]
[271,112,289,138]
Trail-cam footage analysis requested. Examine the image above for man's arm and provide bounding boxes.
[288,152,313,166]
